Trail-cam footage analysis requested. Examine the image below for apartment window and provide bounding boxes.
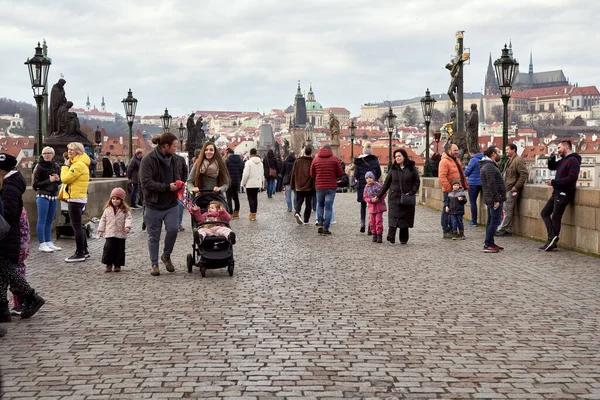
[577,99,580,107]
[549,103,555,112]
[539,104,545,112]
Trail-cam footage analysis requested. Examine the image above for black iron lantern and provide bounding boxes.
[420,88,436,177]
[24,42,51,97]
[160,108,172,133]
[385,105,397,170]
[494,44,519,97]
[122,89,138,159]
[349,119,357,163]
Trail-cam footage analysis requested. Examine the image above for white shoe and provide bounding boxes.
[39,243,54,253]
[46,242,62,251]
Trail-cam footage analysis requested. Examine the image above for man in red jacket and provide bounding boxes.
[310,144,344,235]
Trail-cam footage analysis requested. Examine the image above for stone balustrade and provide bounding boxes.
[421,177,600,255]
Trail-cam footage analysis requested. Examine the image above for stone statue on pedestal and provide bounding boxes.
[466,103,479,154]
[48,78,67,135]
[186,113,197,152]
[56,101,87,141]
[328,112,341,156]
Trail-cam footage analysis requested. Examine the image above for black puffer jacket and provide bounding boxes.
[32,157,61,196]
[479,157,507,204]
[378,161,420,228]
[281,155,296,186]
[353,154,382,202]
[225,154,244,186]
[263,152,280,179]
[0,171,27,263]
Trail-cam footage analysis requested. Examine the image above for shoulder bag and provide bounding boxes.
[267,159,277,178]
[399,169,416,206]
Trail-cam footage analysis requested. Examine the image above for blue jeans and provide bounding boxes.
[284,184,296,211]
[485,203,503,248]
[131,183,141,207]
[468,185,482,224]
[450,214,464,232]
[441,192,451,233]
[316,189,336,231]
[267,178,277,197]
[178,202,184,225]
[36,197,57,243]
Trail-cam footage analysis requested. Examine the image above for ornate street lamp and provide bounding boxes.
[160,108,172,133]
[24,42,51,158]
[177,121,186,152]
[420,88,436,177]
[433,130,441,154]
[385,104,397,171]
[349,120,357,163]
[494,44,519,168]
[121,89,138,160]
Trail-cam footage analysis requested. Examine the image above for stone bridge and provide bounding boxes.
[1,190,600,399]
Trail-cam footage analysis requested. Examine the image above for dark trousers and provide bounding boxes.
[226,182,241,212]
[485,203,503,248]
[388,226,410,243]
[131,183,143,207]
[68,202,88,256]
[246,188,259,213]
[101,238,126,267]
[360,201,367,224]
[540,192,572,240]
[468,185,482,224]
[0,257,33,303]
[295,190,314,223]
[441,192,451,233]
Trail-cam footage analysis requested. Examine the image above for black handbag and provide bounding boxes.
[399,173,416,206]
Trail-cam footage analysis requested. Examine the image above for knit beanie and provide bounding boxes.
[451,179,461,187]
[110,187,126,201]
[365,171,376,180]
[0,153,18,172]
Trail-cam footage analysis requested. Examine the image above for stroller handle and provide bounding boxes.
[192,188,221,194]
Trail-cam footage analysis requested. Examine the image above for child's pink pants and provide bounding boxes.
[369,212,384,235]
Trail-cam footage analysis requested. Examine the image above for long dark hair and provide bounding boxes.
[193,141,230,188]
[393,148,415,169]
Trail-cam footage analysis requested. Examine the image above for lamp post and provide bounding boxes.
[24,42,51,159]
[420,88,436,177]
[385,104,397,171]
[349,120,356,163]
[121,89,138,160]
[434,131,441,154]
[94,126,101,177]
[177,121,186,153]
[160,108,172,133]
[494,44,519,168]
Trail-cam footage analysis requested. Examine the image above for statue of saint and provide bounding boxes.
[283,138,290,157]
[445,52,469,107]
[466,103,479,154]
[49,78,67,135]
[195,117,205,143]
[328,112,340,142]
[186,112,197,151]
[56,101,87,140]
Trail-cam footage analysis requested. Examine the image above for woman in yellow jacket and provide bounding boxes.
[60,142,91,263]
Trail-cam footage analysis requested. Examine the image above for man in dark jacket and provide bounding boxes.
[225,148,244,218]
[479,146,506,253]
[0,153,45,324]
[291,146,314,224]
[540,140,581,251]
[127,149,144,208]
[139,133,184,276]
[281,152,296,212]
[310,144,343,235]
[102,152,113,177]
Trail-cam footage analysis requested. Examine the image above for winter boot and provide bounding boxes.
[376,234,383,243]
[367,227,372,236]
[459,230,466,240]
[372,232,378,242]
[0,301,11,323]
[452,231,460,240]
[20,291,46,319]
[360,221,366,233]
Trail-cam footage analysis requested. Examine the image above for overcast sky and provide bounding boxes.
[2,0,598,119]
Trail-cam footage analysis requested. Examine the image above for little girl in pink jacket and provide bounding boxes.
[363,171,387,243]
[190,201,236,244]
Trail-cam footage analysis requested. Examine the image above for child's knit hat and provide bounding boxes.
[111,187,126,201]
[365,171,376,180]
[451,179,461,187]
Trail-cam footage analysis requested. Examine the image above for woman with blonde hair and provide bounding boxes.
[33,146,62,253]
[188,141,230,200]
[60,142,91,262]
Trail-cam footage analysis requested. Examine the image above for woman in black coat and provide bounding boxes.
[262,150,280,198]
[376,148,420,244]
[32,146,62,252]
[352,142,382,234]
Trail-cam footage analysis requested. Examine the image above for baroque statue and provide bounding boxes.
[186,112,197,151]
[445,52,469,107]
[328,112,340,142]
[56,101,88,141]
[48,78,67,135]
[466,103,479,154]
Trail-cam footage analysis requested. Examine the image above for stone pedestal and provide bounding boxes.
[45,134,92,164]
[290,127,305,156]
[331,138,340,157]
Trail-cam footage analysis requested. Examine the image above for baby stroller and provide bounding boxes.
[186,190,235,277]
[56,201,91,239]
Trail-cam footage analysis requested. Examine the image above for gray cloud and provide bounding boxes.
[2,0,598,118]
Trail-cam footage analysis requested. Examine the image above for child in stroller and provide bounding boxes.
[190,200,236,245]
[186,191,236,277]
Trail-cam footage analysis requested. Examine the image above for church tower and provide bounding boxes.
[101,96,106,112]
[290,81,308,155]
[484,53,499,95]
[528,51,533,75]
[86,94,91,111]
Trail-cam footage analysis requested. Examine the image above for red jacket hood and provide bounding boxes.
[317,148,334,158]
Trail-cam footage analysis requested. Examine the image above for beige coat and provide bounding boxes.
[503,155,529,192]
[98,207,133,239]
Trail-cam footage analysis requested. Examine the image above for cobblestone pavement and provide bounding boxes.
[2,191,600,399]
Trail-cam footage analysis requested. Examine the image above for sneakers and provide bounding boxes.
[443,232,453,239]
[113,266,121,272]
[538,241,550,250]
[294,213,303,225]
[84,250,91,259]
[372,233,378,242]
[10,304,24,316]
[317,226,324,234]
[65,253,86,262]
[494,245,504,251]
[228,232,236,245]
[483,246,499,253]
[161,255,175,272]
[150,265,160,276]
[232,211,239,219]
[386,235,395,244]
[322,230,332,235]
[545,236,559,251]
[315,221,320,226]
[20,291,46,319]
[47,242,62,251]
[39,243,54,253]
[495,230,512,237]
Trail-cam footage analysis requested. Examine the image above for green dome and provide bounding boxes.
[306,100,323,111]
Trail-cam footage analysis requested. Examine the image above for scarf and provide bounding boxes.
[200,159,219,178]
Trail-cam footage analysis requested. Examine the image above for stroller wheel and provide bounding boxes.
[186,254,194,273]
[227,261,234,277]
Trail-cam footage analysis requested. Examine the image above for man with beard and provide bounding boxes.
[479,146,506,253]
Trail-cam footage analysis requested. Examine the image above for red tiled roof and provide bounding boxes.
[521,145,548,161]
[522,86,572,98]
[324,107,350,114]
[570,86,600,96]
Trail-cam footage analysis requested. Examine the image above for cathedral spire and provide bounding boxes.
[529,50,533,75]
[86,94,91,111]
[101,96,106,112]
[508,39,513,58]
[295,80,302,98]
[484,53,499,96]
